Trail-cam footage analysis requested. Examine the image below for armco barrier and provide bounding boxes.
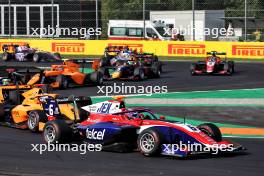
[0,39,264,59]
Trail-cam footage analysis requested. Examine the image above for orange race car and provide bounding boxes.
[15,59,104,89]
[0,85,91,132]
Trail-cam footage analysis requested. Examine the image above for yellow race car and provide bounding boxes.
[0,85,91,132]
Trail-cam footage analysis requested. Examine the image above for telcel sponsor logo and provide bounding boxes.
[52,43,85,53]
[108,43,143,53]
[232,45,264,57]
[86,128,106,140]
[168,44,205,55]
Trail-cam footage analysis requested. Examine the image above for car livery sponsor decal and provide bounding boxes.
[232,45,264,57]
[108,43,143,53]
[86,128,106,140]
[0,42,27,48]
[51,42,85,53]
[168,44,206,56]
[82,101,123,114]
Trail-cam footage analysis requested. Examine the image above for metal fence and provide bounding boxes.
[0,0,263,41]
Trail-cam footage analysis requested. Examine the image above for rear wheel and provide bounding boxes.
[27,110,47,132]
[100,57,110,67]
[9,90,20,104]
[197,123,222,142]
[2,52,10,61]
[87,71,103,85]
[134,67,145,81]
[151,64,161,78]
[56,75,68,89]
[224,63,232,75]
[0,104,5,121]
[43,120,72,143]
[41,84,53,93]
[53,52,61,60]
[76,96,92,121]
[190,63,196,76]
[33,53,41,62]
[137,128,163,156]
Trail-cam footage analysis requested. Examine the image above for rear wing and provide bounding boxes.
[105,45,127,52]
[2,43,29,51]
[135,53,154,58]
[63,58,94,64]
[56,96,92,104]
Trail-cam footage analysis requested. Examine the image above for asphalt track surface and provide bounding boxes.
[1,60,264,96]
[0,60,264,176]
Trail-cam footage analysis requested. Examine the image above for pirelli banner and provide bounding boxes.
[0,39,264,59]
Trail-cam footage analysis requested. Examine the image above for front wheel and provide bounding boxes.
[27,110,47,132]
[197,123,222,142]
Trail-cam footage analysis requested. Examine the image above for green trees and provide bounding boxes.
[100,0,264,38]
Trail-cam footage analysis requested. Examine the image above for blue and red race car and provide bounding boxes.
[43,97,245,157]
[190,51,235,76]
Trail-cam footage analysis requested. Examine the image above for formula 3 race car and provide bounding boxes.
[98,56,162,81]
[92,45,134,69]
[13,59,104,89]
[0,86,91,132]
[190,51,235,76]
[2,43,61,62]
[42,97,245,157]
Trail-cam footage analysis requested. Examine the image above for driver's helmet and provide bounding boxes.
[132,112,139,118]
[2,78,11,85]
[127,60,133,65]
[138,113,145,119]
[57,65,64,71]
[209,56,217,62]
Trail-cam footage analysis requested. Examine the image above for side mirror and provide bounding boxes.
[159,116,165,120]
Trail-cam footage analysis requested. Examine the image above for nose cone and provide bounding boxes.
[207,65,214,73]
[112,71,121,79]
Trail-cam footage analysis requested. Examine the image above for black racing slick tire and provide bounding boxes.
[197,123,222,142]
[43,120,72,144]
[134,67,145,81]
[190,63,196,76]
[151,63,161,78]
[0,104,5,121]
[2,52,10,61]
[137,128,164,156]
[27,110,47,132]
[33,53,41,62]
[56,75,68,89]
[76,96,92,121]
[9,90,20,105]
[53,52,62,60]
[87,71,104,85]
